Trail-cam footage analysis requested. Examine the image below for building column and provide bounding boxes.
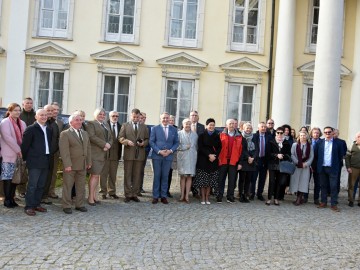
[311,0,344,129]
[348,1,360,142]
[3,1,31,105]
[271,0,296,126]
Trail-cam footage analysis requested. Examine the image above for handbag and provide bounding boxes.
[279,160,296,175]
[12,158,27,185]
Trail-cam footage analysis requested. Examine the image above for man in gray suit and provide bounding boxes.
[59,114,92,214]
[119,108,149,202]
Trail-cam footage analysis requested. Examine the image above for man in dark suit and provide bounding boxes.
[139,112,151,195]
[314,126,344,212]
[60,114,92,214]
[100,110,123,199]
[266,118,276,140]
[150,112,179,204]
[189,110,205,198]
[119,108,149,202]
[250,121,269,201]
[21,109,52,216]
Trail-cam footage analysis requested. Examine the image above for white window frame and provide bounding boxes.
[36,70,65,110]
[101,0,142,44]
[302,84,313,127]
[164,0,205,49]
[95,66,136,122]
[101,74,131,124]
[227,0,266,53]
[33,0,75,39]
[305,0,319,53]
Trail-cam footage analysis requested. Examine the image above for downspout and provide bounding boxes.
[266,0,276,119]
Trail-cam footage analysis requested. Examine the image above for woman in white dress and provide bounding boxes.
[177,118,198,203]
[290,131,314,205]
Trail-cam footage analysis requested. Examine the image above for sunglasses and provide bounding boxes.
[276,132,284,134]
[324,131,332,134]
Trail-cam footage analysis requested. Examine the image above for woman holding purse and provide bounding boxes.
[0,103,26,208]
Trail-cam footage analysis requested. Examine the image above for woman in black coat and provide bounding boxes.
[265,126,291,206]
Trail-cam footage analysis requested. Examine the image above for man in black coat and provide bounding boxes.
[21,109,52,216]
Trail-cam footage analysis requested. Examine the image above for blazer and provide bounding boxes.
[56,118,65,133]
[47,118,60,154]
[150,124,179,161]
[86,120,113,161]
[314,138,344,174]
[195,122,205,136]
[21,122,52,169]
[119,121,149,161]
[266,139,292,171]
[59,127,91,170]
[0,117,27,163]
[253,131,271,162]
[107,120,123,160]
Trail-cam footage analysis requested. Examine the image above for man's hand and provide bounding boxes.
[64,167,72,172]
[347,168,353,174]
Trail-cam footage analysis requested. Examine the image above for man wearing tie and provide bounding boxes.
[150,112,179,204]
[59,114,92,214]
[100,111,122,199]
[119,108,149,202]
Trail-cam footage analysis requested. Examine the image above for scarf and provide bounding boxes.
[242,131,255,152]
[296,142,311,168]
[275,137,284,149]
[9,116,23,146]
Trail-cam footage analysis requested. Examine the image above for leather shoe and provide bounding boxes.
[349,201,354,207]
[63,208,72,214]
[167,192,173,198]
[25,208,36,216]
[109,194,120,199]
[132,197,140,202]
[88,201,96,206]
[161,197,169,204]
[152,198,158,204]
[34,206,47,212]
[101,194,107,199]
[257,195,265,201]
[317,203,327,208]
[75,207,88,212]
[124,197,131,203]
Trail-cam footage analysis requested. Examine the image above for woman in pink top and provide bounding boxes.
[0,103,26,208]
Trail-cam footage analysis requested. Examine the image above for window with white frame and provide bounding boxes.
[165,79,194,126]
[38,0,70,38]
[306,0,320,52]
[105,0,137,43]
[168,0,200,47]
[37,70,65,111]
[304,86,313,126]
[102,75,130,124]
[226,84,255,122]
[230,0,261,52]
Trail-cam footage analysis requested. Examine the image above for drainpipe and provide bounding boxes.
[266,0,276,119]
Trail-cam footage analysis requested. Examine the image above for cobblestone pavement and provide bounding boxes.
[1,163,360,269]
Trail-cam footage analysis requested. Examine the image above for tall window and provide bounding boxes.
[226,84,255,122]
[37,70,64,110]
[231,0,260,52]
[165,79,194,126]
[102,75,130,124]
[169,0,199,47]
[310,0,319,45]
[38,0,70,38]
[106,0,136,43]
[305,87,313,126]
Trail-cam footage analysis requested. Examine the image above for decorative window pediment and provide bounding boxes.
[220,57,268,74]
[25,41,76,61]
[298,61,352,83]
[157,52,207,70]
[90,46,143,66]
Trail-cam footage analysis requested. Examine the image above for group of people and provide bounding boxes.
[1,98,360,215]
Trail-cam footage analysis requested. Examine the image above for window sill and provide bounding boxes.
[32,36,73,41]
[99,40,139,46]
[225,49,264,56]
[162,44,202,50]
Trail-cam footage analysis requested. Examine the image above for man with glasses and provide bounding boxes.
[314,126,344,212]
[266,118,276,140]
[100,111,122,199]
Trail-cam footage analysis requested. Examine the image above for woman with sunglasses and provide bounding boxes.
[266,127,292,206]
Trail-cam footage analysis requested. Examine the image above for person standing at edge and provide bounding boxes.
[119,108,149,203]
[21,109,52,216]
[150,112,179,204]
[345,132,360,207]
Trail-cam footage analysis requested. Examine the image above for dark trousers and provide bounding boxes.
[251,157,267,197]
[320,167,339,206]
[239,170,252,195]
[42,154,55,200]
[167,168,173,194]
[25,168,49,209]
[218,164,237,199]
[268,170,287,200]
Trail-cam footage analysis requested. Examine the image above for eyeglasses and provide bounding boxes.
[276,132,284,135]
[324,131,332,134]
[111,115,119,118]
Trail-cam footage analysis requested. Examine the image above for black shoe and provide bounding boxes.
[314,199,320,205]
[4,200,15,208]
[132,197,140,202]
[239,195,245,203]
[348,201,354,207]
[227,197,235,203]
[75,207,88,212]
[124,197,131,203]
[101,194,107,200]
[216,197,223,203]
[257,195,265,201]
[167,192,173,198]
[249,194,255,201]
[109,194,120,199]
[243,196,250,203]
[63,208,72,214]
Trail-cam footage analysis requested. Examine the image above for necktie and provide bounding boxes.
[101,123,108,139]
[134,123,138,137]
[260,135,265,157]
[77,129,83,144]
[164,126,168,140]
[112,124,116,138]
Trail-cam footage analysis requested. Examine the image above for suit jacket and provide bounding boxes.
[150,124,179,161]
[253,131,271,163]
[47,118,59,154]
[86,120,113,161]
[56,118,64,133]
[314,138,344,174]
[59,127,91,170]
[119,121,149,161]
[107,120,122,160]
[21,122,52,169]
[195,122,205,136]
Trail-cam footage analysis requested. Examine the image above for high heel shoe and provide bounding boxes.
[265,200,271,206]
[274,200,280,206]
[88,201,96,206]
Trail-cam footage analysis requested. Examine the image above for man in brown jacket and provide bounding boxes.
[345,131,360,207]
[60,114,92,214]
[119,108,149,202]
